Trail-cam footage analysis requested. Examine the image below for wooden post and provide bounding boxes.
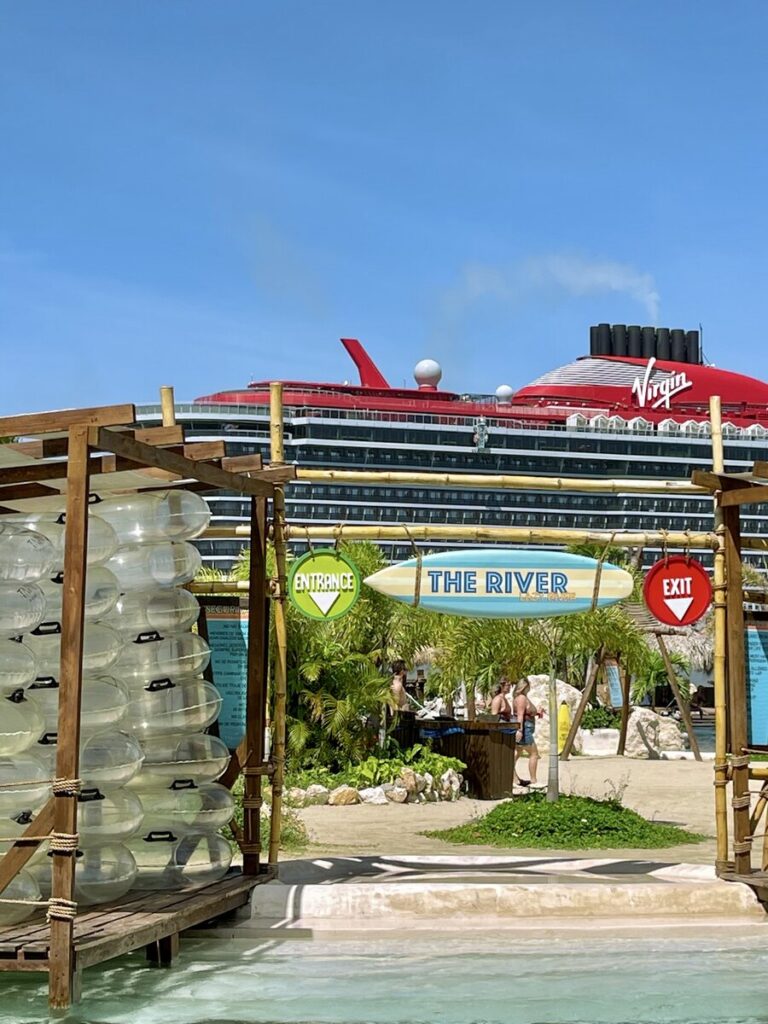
[709,396,729,872]
[159,385,176,427]
[268,383,288,867]
[617,661,630,757]
[49,423,90,1011]
[243,497,268,875]
[723,501,751,874]
[560,648,604,761]
[656,634,702,761]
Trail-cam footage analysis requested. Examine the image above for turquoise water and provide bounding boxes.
[2,935,768,1024]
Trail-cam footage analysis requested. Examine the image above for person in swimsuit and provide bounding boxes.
[512,678,543,788]
[390,660,409,711]
[491,679,530,788]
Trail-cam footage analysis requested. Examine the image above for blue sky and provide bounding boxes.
[1,2,767,412]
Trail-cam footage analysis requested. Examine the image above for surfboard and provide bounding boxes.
[364,548,634,618]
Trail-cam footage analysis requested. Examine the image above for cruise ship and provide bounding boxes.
[136,324,768,568]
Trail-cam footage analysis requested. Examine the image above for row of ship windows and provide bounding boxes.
[208,494,717,516]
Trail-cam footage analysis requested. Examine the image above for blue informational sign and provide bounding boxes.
[199,597,249,750]
[604,659,624,709]
[745,613,768,747]
[365,549,633,619]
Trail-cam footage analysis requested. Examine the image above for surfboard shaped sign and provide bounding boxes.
[364,549,634,619]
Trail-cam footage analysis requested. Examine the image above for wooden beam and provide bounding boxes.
[720,485,768,507]
[91,428,274,497]
[243,497,268,875]
[0,482,61,501]
[8,425,185,459]
[617,663,630,757]
[0,799,55,894]
[220,454,263,473]
[752,461,768,479]
[0,404,135,438]
[723,504,751,875]
[48,423,90,1011]
[656,633,702,761]
[690,470,754,492]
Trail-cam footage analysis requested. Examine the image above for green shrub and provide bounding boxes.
[428,793,707,849]
[580,706,622,730]
[284,745,467,792]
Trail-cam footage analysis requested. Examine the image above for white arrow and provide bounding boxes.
[663,596,694,622]
[309,591,340,616]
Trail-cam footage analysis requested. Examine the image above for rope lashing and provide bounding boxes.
[731,795,751,810]
[333,522,344,551]
[49,832,79,854]
[732,841,752,855]
[47,897,77,922]
[730,755,751,768]
[590,532,616,612]
[52,778,82,796]
[403,526,422,608]
[302,524,315,555]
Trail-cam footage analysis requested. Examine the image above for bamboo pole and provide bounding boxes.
[617,662,630,757]
[268,383,288,867]
[560,648,604,761]
[49,423,90,1010]
[656,633,702,761]
[159,385,176,427]
[296,468,707,495]
[203,523,720,549]
[709,397,730,872]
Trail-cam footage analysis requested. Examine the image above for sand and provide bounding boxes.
[288,757,719,864]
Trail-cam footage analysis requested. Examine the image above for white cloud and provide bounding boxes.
[442,253,660,321]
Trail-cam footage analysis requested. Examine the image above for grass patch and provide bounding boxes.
[427,793,707,850]
[228,777,310,853]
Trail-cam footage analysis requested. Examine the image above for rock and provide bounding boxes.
[398,767,420,796]
[423,771,434,794]
[358,786,388,805]
[286,787,308,807]
[440,768,461,801]
[414,772,427,794]
[385,784,409,803]
[523,675,582,753]
[624,708,683,759]
[328,785,360,806]
[304,784,330,806]
[574,728,620,757]
[424,787,439,802]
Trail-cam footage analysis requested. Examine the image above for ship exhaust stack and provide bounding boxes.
[590,324,702,365]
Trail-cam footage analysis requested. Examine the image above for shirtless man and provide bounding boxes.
[390,660,409,710]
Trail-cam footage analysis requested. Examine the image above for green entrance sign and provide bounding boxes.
[287,549,361,621]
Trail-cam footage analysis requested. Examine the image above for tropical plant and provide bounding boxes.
[631,649,690,706]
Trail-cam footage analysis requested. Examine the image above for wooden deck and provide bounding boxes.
[0,871,269,974]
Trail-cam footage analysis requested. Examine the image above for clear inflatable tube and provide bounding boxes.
[0,693,45,756]
[37,567,120,624]
[25,622,123,677]
[130,733,230,787]
[0,870,41,925]
[104,586,200,640]
[0,583,46,639]
[2,514,118,569]
[115,633,210,686]
[27,674,129,735]
[34,731,144,789]
[94,490,211,545]
[136,782,234,836]
[124,677,222,738]
[0,753,51,816]
[128,831,232,891]
[0,639,37,695]
[77,788,145,846]
[106,542,202,591]
[0,524,56,583]
[28,843,138,906]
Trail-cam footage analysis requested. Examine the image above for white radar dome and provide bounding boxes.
[413,359,442,389]
[495,384,514,404]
